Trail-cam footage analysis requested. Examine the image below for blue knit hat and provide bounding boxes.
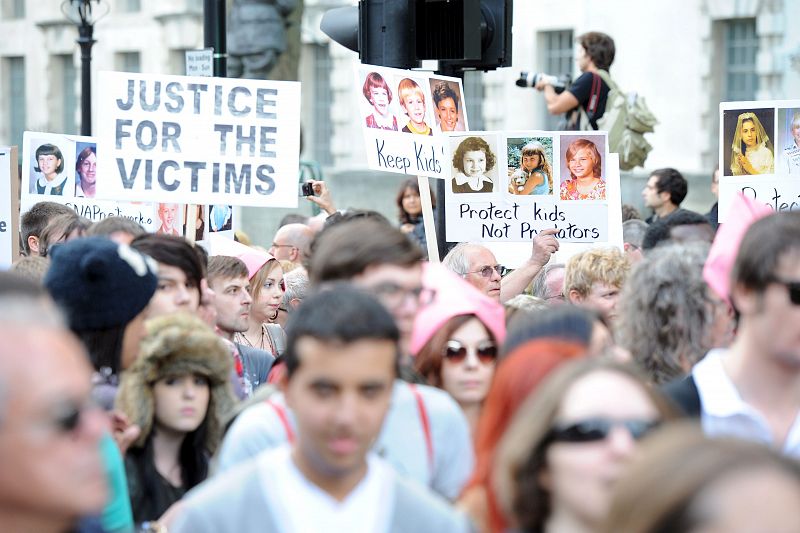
[45,237,159,331]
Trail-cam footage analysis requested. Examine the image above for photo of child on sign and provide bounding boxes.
[451,136,497,194]
[398,77,433,136]
[362,72,399,131]
[560,136,606,201]
[507,137,553,196]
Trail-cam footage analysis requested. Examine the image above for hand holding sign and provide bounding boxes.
[530,227,560,268]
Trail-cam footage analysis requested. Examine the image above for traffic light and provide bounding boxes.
[320,0,512,71]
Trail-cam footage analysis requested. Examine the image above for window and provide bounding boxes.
[540,29,574,130]
[1,0,25,19]
[5,57,25,149]
[118,0,141,13]
[59,55,78,134]
[116,51,141,73]
[463,71,484,130]
[311,43,332,166]
[723,19,758,101]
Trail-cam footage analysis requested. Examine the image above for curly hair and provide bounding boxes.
[452,136,496,174]
[432,81,459,110]
[564,246,629,298]
[617,243,714,385]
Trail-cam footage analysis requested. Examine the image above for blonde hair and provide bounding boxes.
[250,258,283,303]
[564,247,629,297]
[398,78,425,109]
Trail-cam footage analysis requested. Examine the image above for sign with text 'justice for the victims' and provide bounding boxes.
[96,71,301,208]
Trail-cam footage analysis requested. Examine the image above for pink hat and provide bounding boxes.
[207,234,274,280]
[703,193,773,304]
[410,262,506,355]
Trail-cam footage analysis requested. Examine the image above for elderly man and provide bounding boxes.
[442,228,559,303]
[269,223,314,264]
[0,276,108,533]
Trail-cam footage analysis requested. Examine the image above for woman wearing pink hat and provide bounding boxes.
[412,263,506,434]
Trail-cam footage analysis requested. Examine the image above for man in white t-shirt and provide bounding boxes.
[173,286,470,532]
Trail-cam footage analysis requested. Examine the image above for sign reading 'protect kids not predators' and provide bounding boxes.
[356,64,468,179]
[96,71,301,208]
[718,100,800,221]
[444,131,615,244]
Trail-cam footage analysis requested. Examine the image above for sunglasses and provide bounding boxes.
[369,282,436,309]
[443,340,498,365]
[545,418,660,445]
[465,264,509,279]
[770,277,800,305]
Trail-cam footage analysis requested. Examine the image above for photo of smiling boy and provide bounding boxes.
[362,72,398,131]
[398,78,433,136]
[451,136,496,193]
[32,143,69,196]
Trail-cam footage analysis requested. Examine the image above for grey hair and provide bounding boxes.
[617,242,713,385]
[282,268,309,310]
[442,242,476,276]
[504,294,547,313]
[623,219,649,249]
[530,262,565,300]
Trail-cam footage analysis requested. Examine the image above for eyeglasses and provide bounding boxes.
[545,418,660,445]
[464,264,509,279]
[443,340,498,364]
[368,282,436,309]
[769,277,800,305]
[270,243,295,250]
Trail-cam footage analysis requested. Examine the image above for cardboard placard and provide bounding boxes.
[96,71,301,207]
[719,100,800,221]
[355,65,468,179]
[443,131,613,244]
[0,146,19,268]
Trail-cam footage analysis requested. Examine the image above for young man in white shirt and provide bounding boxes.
[173,286,470,532]
[665,212,800,457]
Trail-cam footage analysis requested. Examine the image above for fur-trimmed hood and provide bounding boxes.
[116,313,235,454]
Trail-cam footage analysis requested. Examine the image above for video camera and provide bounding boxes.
[516,72,572,93]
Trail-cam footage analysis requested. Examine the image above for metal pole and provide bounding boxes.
[77,21,95,136]
[204,0,226,77]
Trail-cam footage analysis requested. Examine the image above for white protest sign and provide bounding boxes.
[0,146,19,269]
[96,71,301,207]
[444,131,611,243]
[356,65,468,179]
[21,131,160,230]
[718,100,800,221]
[185,49,214,78]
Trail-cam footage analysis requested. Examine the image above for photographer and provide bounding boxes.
[536,32,615,130]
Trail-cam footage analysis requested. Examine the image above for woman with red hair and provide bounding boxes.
[459,339,587,533]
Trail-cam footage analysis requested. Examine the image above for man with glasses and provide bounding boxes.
[0,274,109,533]
[442,228,559,303]
[665,212,800,457]
[218,217,475,501]
[269,223,313,264]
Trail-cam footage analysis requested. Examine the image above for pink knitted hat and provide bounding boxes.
[410,262,506,355]
[703,193,773,303]
[207,234,274,280]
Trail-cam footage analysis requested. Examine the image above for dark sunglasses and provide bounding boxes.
[465,264,509,279]
[443,340,498,364]
[770,277,800,305]
[545,418,660,445]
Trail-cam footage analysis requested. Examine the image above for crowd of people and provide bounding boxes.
[2,161,800,533]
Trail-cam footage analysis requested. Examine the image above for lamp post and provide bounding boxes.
[62,0,108,136]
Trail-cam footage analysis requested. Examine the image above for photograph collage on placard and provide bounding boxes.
[358,66,468,136]
[722,107,775,177]
[447,132,608,202]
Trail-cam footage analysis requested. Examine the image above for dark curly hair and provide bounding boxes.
[452,136,496,174]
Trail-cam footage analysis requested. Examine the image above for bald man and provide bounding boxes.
[269,223,313,263]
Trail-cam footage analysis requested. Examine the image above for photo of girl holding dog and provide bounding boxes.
[507,138,553,196]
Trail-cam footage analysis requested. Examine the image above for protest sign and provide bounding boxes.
[21,131,159,230]
[443,131,612,244]
[356,65,468,179]
[0,146,19,269]
[718,100,800,221]
[96,71,301,207]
